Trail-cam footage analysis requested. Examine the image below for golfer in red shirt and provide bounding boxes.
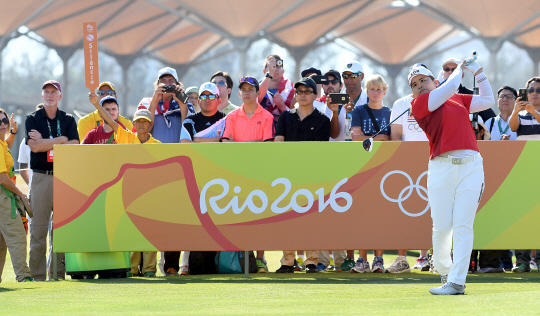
[410,58,494,295]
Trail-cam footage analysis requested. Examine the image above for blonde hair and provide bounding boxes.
[364,74,388,91]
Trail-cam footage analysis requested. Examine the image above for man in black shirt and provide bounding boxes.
[274,77,330,274]
[181,82,226,143]
[275,77,331,142]
[25,80,79,281]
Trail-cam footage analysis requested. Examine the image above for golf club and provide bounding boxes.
[362,108,410,152]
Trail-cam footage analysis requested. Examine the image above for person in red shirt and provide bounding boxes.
[409,58,494,295]
[82,96,127,144]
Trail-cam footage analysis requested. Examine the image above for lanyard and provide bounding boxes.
[497,116,509,135]
[47,119,61,138]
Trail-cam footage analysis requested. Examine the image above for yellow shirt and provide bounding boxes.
[78,110,134,141]
[115,128,161,144]
[0,139,14,182]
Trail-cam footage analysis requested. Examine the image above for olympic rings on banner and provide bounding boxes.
[380,170,430,217]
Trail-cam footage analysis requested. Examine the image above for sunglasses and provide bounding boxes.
[323,79,340,85]
[0,118,9,126]
[342,73,361,79]
[199,94,218,101]
[295,89,314,95]
[240,77,257,84]
[443,67,456,72]
[498,94,515,100]
[528,88,540,94]
[212,80,227,87]
[97,90,116,96]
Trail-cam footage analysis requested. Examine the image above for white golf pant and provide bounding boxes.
[427,153,484,286]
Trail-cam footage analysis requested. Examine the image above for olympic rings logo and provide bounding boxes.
[407,123,423,132]
[380,170,430,217]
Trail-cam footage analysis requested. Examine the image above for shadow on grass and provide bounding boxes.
[67,271,540,285]
[0,287,19,292]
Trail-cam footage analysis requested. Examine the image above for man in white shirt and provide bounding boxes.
[485,86,518,140]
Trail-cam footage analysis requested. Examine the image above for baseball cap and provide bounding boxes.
[239,77,259,91]
[301,67,321,78]
[42,80,61,93]
[133,109,153,122]
[199,82,220,96]
[408,66,435,86]
[185,86,198,94]
[324,69,341,82]
[442,58,462,68]
[137,97,151,110]
[341,61,363,74]
[97,81,116,92]
[157,67,178,82]
[294,77,317,93]
[99,95,119,106]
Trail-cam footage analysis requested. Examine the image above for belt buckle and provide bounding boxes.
[452,158,463,164]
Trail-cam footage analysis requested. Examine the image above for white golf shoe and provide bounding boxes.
[429,282,465,295]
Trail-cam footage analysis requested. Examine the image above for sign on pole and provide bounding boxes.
[83,22,99,93]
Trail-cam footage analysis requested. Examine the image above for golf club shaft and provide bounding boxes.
[369,108,410,139]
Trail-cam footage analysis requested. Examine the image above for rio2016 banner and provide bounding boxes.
[53,141,540,252]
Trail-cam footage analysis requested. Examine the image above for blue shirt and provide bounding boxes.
[351,104,391,136]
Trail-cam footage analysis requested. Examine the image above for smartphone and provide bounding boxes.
[329,93,349,104]
[312,75,328,84]
[519,88,528,102]
[176,90,189,104]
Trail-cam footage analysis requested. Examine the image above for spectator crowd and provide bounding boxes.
[1,54,539,282]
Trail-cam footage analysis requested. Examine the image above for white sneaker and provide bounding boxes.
[385,256,410,273]
[413,256,428,270]
[530,260,538,270]
[350,257,370,273]
[429,282,465,295]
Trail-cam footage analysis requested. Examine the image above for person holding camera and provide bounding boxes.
[149,67,192,143]
[409,56,494,294]
[258,55,295,122]
[509,77,540,140]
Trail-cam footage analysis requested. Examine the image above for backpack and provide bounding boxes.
[215,251,257,274]
[188,251,218,275]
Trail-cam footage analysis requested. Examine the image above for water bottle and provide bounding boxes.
[345,112,352,136]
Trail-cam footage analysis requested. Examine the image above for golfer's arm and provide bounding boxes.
[428,68,462,112]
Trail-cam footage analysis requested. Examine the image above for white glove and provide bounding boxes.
[462,59,481,74]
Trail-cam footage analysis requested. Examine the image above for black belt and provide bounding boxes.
[33,169,53,175]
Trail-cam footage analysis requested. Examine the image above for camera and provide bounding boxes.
[162,85,176,93]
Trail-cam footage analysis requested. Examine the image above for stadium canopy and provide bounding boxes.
[3,0,540,106]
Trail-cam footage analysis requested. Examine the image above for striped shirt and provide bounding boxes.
[516,110,540,136]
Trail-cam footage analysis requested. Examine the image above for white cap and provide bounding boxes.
[199,82,220,96]
[442,58,462,68]
[341,60,363,74]
[408,67,434,86]
[157,67,178,82]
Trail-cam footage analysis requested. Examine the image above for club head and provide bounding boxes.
[363,138,373,152]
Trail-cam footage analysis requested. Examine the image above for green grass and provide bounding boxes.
[1,251,539,315]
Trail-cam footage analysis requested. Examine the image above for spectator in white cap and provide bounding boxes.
[342,60,368,108]
[181,83,225,140]
[147,67,193,143]
[409,56,494,295]
[185,86,199,113]
[441,58,496,122]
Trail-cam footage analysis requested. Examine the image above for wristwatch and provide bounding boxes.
[265,73,273,79]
